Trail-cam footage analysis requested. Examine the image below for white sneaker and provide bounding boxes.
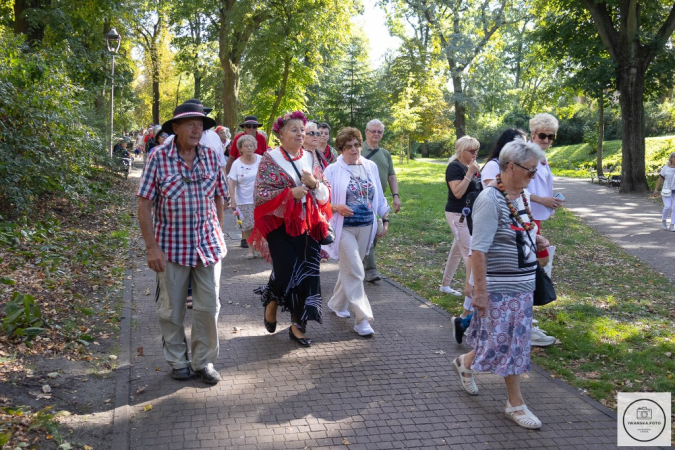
[328,304,350,318]
[670,224,675,232]
[440,285,462,296]
[531,326,556,347]
[663,220,668,230]
[354,319,375,336]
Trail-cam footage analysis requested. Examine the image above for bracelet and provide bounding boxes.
[392,193,399,197]
[464,176,472,181]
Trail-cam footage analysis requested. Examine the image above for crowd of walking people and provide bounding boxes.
[136,97,576,429]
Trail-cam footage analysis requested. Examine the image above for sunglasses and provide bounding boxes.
[536,133,556,141]
[465,148,478,154]
[513,162,538,178]
[307,131,321,136]
[244,125,259,129]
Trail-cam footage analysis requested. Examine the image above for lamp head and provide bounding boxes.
[105,27,121,53]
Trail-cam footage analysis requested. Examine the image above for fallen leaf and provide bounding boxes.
[342,438,351,445]
[432,350,445,355]
[104,399,112,404]
[155,367,161,372]
[135,386,146,395]
[144,404,152,411]
[585,372,601,379]
[109,355,117,360]
[84,446,93,450]
[232,327,242,333]
[42,385,51,393]
[47,372,60,379]
[144,287,150,296]
[137,347,144,357]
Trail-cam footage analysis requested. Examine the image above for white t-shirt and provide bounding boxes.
[481,159,500,188]
[527,157,554,221]
[660,165,675,195]
[164,129,226,167]
[228,155,261,205]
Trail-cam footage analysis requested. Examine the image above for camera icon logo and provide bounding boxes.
[636,407,652,420]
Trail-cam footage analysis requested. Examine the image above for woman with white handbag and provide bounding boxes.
[653,152,675,231]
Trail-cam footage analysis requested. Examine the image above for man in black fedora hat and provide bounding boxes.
[224,115,268,177]
[137,101,228,385]
[164,99,226,173]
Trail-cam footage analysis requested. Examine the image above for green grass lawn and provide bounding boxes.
[546,134,675,179]
[377,159,675,410]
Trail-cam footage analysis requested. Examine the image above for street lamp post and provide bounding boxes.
[106,27,121,157]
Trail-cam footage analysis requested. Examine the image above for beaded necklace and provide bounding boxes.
[280,146,303,161]
[495,173,535,231]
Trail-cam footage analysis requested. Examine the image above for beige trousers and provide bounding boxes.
[328,225,374,324]
[442,211,471,286]
[155,260,221,371]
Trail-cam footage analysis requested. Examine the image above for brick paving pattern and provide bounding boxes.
[121,212,635,450]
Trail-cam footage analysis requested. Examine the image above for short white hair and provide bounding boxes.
[499,140,546,171]
[529,113,559,134]
[366,119,384,131]
[305,121,318,131]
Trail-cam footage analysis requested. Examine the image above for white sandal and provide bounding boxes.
[451,355,479,395]
[505,401,542,429]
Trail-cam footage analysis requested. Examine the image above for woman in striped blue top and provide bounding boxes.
[452,140,551,430]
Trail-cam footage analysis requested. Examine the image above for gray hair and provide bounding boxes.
[499,140,546,171]
[305,121,318,131]
[366,119,384,131]
[237,134,257,150]
[529,113,559,134]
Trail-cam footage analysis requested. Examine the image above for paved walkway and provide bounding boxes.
[554,177,674,281]
[112,165,640,450]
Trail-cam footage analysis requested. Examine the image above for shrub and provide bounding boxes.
[0,30,109,216]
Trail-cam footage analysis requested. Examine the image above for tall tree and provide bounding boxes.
[13,0,50,45]
[171,5,214,100]
[133,0,168,124]
[217,0,269,131]
[578,0,675,192]
[412,0,511,138]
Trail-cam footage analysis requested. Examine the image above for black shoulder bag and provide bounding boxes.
[523,225,557,306]
[281,148,335,245]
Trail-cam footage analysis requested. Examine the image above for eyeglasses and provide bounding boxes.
[512,162,538,178]
[307,131,321,136]
[342,143,362,150]
[536,133,556,141]
[465,148,478,154]
[244,125,259,129]
[367,129,383,135]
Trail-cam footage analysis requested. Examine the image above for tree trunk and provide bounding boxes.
[221,58,239,132]
[14,0,49,45]
[597,95,604,175]
[617,65,649,193]
[265,55,291,136]
[452,73,466,138]
[194,72,202,100]
[151,40,160,125]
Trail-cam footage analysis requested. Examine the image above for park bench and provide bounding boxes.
[589,167,614,185]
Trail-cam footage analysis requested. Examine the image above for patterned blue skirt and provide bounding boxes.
[465,292,533,377]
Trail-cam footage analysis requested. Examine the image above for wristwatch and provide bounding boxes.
[392,193,399,198]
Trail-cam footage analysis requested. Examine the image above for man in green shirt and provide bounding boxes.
[361,119,401,283]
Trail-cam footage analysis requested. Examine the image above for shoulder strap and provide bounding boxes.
[280,148,303,183]
[364,148,379,160]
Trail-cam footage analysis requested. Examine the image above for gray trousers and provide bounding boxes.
[155,261,221,371]
[362,236,378,273]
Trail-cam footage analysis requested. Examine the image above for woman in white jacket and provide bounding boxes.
[323,127,390,336]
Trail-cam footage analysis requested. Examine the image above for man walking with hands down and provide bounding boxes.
[136,101,228,385]
[361,119,401,283]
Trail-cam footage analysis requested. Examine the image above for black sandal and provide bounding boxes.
[263,301,276,333]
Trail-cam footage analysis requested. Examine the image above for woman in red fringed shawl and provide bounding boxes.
[249,111,332,347]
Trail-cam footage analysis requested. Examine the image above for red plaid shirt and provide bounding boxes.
[136,140,227,267]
